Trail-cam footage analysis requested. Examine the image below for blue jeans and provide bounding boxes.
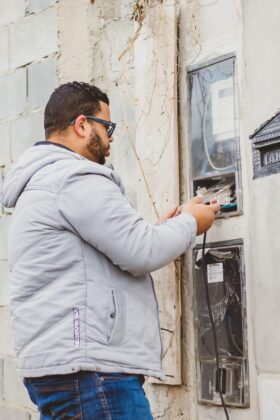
[24,371,154,419]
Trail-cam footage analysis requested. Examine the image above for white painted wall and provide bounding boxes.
[179,0,280,419]
[1,0,280,419]
[242,1,280,419]
[178,1,261,419]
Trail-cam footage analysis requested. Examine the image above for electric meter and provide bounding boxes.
[188,54,241,216]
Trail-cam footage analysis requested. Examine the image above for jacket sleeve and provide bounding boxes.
[57,173,197,276]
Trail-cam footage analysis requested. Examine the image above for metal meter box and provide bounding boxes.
[188,54,242,216]
[193,240,249,407]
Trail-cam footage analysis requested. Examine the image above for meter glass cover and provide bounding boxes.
[189,58,237,179]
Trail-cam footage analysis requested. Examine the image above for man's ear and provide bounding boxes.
[71,115,88,137]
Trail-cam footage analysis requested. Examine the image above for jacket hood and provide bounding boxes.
[1,142,124,208]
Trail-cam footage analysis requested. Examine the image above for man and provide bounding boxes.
[2,82,219,419]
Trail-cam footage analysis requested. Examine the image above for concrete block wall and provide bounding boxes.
[0,1,58,417]
[2,1,277,419]
[90,0,138,207]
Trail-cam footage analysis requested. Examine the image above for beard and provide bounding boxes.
[86,128,108,165]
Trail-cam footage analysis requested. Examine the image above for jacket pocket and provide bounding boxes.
[106,289,126,346]
[87,283,112,345]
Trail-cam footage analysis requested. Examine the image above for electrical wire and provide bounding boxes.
[201,231,230,420]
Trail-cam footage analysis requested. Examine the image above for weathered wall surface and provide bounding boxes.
[89,2,191,417]
[89,0,138,206]
[1,0,280,419]
[57,0,92,83]
[243,0,280,418]
[0,1,58,418]
[179,0,280,419]
[179,0,261,419]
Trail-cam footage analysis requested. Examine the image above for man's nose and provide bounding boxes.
[109,136,114,142]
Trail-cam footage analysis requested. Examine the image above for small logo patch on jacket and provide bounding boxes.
[73,308,80,348]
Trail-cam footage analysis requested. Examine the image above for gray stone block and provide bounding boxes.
[0,357,39,418]
[0,28,9,75]
[28,0,56,13]
[0,122,10,166]
[0,260,9,306]
[3,358,32,407]
[11,110,45,162]
[0,307,14,356]
[0,0,25,27]
[0,407,31,420]
[28,58,57,109]
[0,216,11,260]
[0,69,27,120]
[10,8,58,69]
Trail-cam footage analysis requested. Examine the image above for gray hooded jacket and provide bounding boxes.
[1,142,196,379]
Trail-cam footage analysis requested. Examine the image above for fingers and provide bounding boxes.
[174,208,181,217]
[210,203,221,213]
[166,205,179,218]
[190,195,203,204]
[188,197,220,213]
[157,198,219,226]
[157,205,179,224]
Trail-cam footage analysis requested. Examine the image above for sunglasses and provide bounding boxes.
[70,116,116,138]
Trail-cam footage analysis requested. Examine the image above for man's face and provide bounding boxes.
[85,101,113,164]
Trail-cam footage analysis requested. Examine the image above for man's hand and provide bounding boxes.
[156,205,180,224]
[182,196,220,235]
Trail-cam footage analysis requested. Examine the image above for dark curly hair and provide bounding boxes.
[44,82,109,138]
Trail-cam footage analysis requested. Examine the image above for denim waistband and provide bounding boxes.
[25,370,145,385]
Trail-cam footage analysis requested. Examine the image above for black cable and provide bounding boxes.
[201,231,230,420]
